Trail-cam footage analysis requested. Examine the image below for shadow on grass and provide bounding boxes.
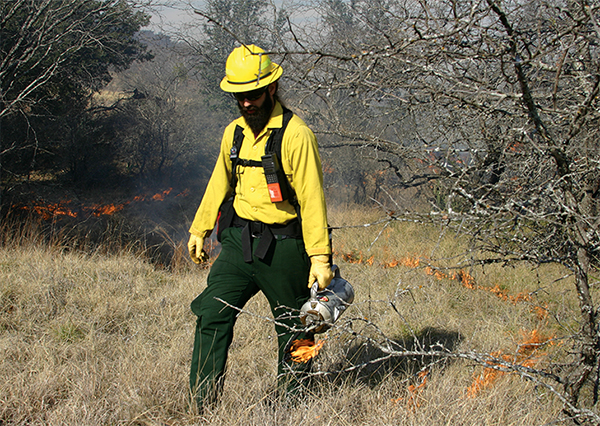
[318,326,463,388]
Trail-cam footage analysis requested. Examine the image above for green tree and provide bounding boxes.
[0,0,151,187]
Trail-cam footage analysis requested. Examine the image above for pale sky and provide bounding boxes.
[146,0,299,33]
[148,3,200,32]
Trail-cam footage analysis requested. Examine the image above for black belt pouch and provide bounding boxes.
[216,198,235,242]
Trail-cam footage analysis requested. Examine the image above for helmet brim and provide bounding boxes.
[220,63,283,93]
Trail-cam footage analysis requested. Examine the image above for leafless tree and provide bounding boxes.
[292,0,600,419]
[187,0,600,420]
[100,31,224,186]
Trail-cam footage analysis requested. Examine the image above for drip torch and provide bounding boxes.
[300,265,355,333]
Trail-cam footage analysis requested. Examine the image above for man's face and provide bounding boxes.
[236,84,274,134]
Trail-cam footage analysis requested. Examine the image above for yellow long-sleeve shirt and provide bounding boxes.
[189,102,331,257]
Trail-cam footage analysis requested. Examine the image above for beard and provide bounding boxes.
[238,93,274,134]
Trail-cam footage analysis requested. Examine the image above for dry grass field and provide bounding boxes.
[0,204,574,425]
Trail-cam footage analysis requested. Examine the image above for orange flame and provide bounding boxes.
[533,304,549,321]
[176,188,190,198]
[289,338,325,363]
[29,203,78,220]
[334,246,535,309]
[419,266,533,306]
[424,266,447,281]
[383,255,421,269]
[14,188,186,220]
[88,203,125,217]
[338,250,374,266]
[466,329,554,398]
[322,162,334,174]
[455,271,532,305]
[391,370,429,410]
[152,188,173,201]
[407,369,428,409]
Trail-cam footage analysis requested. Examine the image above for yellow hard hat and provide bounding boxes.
[220,45,283,93]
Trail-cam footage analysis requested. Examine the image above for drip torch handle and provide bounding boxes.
[310,282,319,299]
[332,264,340,278]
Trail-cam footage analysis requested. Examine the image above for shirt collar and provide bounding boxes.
[267,101,284,130]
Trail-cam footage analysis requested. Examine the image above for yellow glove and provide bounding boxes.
[188,234,208,264]
[308,255,333,290]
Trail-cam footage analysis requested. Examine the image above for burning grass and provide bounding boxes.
[2,186,196,269]
[10,187,184,220]
[466,329,556,398]
[289,338,326,363]
[0,203,573,425]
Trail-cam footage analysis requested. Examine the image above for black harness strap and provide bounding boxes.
[230,108,294,197]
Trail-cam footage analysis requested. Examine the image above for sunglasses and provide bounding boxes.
[233,86,268,102]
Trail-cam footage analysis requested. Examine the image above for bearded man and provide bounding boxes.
[187,44,332,407]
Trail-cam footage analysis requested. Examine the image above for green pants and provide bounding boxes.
[190,226,312,407]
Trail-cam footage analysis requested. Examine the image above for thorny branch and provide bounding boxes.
[213,293,600,422]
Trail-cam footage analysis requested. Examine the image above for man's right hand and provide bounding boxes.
[308,255,333,290]
[188,234,209,264]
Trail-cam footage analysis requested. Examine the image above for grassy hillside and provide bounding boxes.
[0,204,571,425]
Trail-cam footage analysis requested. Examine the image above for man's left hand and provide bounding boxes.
[308,255,333,290]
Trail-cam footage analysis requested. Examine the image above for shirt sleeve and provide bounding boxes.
[283,118,331,256]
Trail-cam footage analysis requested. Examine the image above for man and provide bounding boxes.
[187,44,333,407]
